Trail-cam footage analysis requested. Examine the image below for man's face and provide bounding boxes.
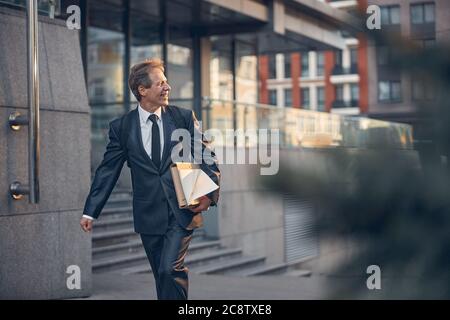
[139,68,171,107]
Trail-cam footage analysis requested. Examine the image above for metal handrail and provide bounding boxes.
[8,0,40,203]
[28,0,40,203]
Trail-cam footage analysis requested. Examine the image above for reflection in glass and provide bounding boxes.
[284,89,292,107]
[210,36,233,101]
[168,41,193,101]
[301,53,309,77]
[317,87,325,111]
[203,98,413,150]
[88,27,124,104]
[130,9,162,103]
[236,40,257,104]
[301,88,310,109]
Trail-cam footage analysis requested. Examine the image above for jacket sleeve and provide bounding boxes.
[187,110,221,206]
[83,119,126,218]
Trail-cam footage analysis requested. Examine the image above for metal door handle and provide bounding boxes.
[8,0,40,203]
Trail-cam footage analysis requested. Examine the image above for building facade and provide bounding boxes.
[258,0,450,142]
[366,0,450,141]
[258,0,368,116]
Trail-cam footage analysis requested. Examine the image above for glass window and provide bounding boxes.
[411,3,435,24]
[412,80,424,100]
[381,7,390,25]
[335,84,344,101]
[424,3,435,23]
[301,53,309,77]
[210,36,233,101]
[378,81,402,102]
[236,41,257,104]
[168,39,193,100]
[335,50,342,67]
[350,48,358,67]
[284,54,291,78]
[130,10,162,103]
[390,6,400,24]
[411,4,424,24]
[317,52,324,77]
[377,46,388,66]
[284,89,292,107]
[351,84,359,101]
[413,79,435,100]
[378,81,390,101]
[301,88,310,109]
[424,38,436,48]
[317,87,325,111]
[269,89,277,106]
[391,81,402,100]
[269,54,277,79]
[381,5,400,25]
[87,0,126,170]
[87,27,125,104]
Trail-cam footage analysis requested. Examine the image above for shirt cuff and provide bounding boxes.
[82,214,95,220]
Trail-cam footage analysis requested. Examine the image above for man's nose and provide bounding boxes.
[163,83,171,91]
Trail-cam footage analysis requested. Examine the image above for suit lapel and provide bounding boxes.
[161,106,176,170]
[133,106,159,173]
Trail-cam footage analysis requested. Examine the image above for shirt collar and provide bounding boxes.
[138,104,162,124]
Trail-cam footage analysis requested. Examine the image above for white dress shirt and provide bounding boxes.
[83,105,164,221]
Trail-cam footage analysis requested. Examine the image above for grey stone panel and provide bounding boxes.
[0,107,91,216]
[0,7,89,113]
[0,210,91,299]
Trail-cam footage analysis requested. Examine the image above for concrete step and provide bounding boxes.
[185,247,242,268]
[92,226,206,248]
[104,198,132,209]
[284,269,312,277]
[93,239,221,260]
[191,256,266,275]
[94,216,134,232]
[110,189,132,197]
[234,263,289,277]
[94,246,241,274]
[92,225,139,248]
[93,251,148,273]
[100,206,133,219]
[92,239,144,259]
[118,247,243,275]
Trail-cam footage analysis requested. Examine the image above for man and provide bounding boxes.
[80,59,220,300]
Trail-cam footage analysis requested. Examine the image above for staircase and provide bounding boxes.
[92,190,309,277]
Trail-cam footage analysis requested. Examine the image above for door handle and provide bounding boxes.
[8,0,40,203]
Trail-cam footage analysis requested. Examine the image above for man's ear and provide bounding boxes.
[138,85,147,98]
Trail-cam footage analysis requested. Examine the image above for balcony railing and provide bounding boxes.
[332,100,359,109]
[201,97,413,150]
[332,64,358,76]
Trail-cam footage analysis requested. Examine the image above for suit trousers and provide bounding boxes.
[140,208,194,300]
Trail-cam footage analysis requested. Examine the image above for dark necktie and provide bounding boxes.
[148,114,161,169]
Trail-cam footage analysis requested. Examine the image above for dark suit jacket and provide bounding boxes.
[83,106,220,235]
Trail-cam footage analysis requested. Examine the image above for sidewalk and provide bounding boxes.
[79,272,338,300]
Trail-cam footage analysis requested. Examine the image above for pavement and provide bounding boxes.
[74,271,432,300]
[77,272,338,300]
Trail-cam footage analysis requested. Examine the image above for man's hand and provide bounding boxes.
[80,217,93,232]
[190,196,211,213]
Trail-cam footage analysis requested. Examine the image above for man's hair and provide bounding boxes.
[128,58,165,101]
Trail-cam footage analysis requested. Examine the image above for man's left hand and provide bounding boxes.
[190,195,211,213]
